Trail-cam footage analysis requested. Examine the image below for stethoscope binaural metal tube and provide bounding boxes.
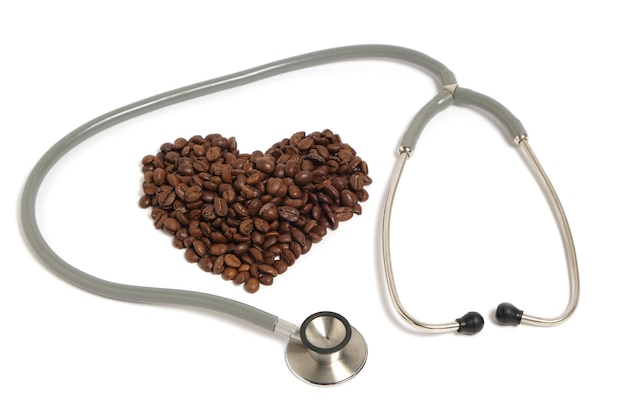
[382,87,580,333]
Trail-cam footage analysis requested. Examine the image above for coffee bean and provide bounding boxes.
[278,205,300,222]
[193,239,207,257]
[254,217,270,233]
[259,264,278,277]
[340,189,358,207]
[255,157,275,174]
[244,277,260,293]
[224,254,242,268]
[209,243,228,256]
[163,217,181,233]
[214,197,228,216]
[239,218,254,235]
[212,255,225,274]
[198,257,214,272]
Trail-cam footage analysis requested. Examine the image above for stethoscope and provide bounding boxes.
[20,45,579,386]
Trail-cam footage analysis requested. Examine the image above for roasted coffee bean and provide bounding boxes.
[335,206,354,222]
[255,157,275,174]
[157,186,176,207]
[244,277,260,293]
[349,173,365,191]
[193,239,207,257]
[294,170,313,185]
[212,255,225,274]
[340,189,358,207]
[274,260,288,275]
[285,160,299,177]
[139,130,371,293]
[224,254,242,268]
[184,247,199,263]
[259,275,274,286]
[239,218,254,235]
[138,194,151,208]
[254,217,270,233]
[278,205,300,222]
[234,271,249,285]
[221,267,238,281]
[209,243,228,256]
[214,197,229,216]
[163,217,181,233]
[281,248,297,266]
[356,189,369,202]
[153,168,166,185]
[291,228,307,247]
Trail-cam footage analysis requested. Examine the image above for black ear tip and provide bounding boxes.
[496,302,523,325]
[456,311,484,334]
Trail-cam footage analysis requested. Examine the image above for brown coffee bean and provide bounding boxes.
[198,257,214,272]
[308,232,322,243]
[234,271,249,285]
[281,249,297,266]
[254,217,271,233]
[212,255,225,274]
[262,177,279,195]
[222,188,237,204]
[259,275,274,286]
[248,246,264,264]
[157,186,176,207]
[221,267,238,281]
[340,189,358,207]
[206,146,221,161]
[349,173,365,191]
[255,157,275,174]
[224,254,242,268]
[153,167,166,185]
[213,197,228,216]
[278,205,300,222]
[241,185,261,200]
[209,243,228,256]
[184,247,200,263]
[294,170,313,185]
[239,218,254,235]
[291,228,307,247]
[244,277,260,293]
[273,260,288,274]
[285,160,299,177]
[335,206,354,222]
[184,185,203,203]
[139,195,152,208]
[259,264,278,277]
[193,239,207,257]
[163,217,181,233]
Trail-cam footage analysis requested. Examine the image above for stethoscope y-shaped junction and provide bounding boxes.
[21,45,579,386]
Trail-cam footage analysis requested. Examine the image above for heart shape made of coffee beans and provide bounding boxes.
[139,129,372,293]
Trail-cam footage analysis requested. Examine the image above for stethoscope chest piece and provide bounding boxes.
[285,312,367,386]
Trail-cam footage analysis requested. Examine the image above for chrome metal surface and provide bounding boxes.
[285,313,367,386]
[381,148,460,333]
[516,138,580,326]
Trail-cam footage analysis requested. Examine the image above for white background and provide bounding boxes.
[3,1,625,416]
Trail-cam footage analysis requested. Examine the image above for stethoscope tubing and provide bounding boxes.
[20,44,579,336]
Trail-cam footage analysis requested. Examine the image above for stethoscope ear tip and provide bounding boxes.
[456,312,485,335]
[496,302,523,325]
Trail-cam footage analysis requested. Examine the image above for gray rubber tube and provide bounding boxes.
[401,89,454,150]
[19,44,521,332]
[454,87,526,140]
